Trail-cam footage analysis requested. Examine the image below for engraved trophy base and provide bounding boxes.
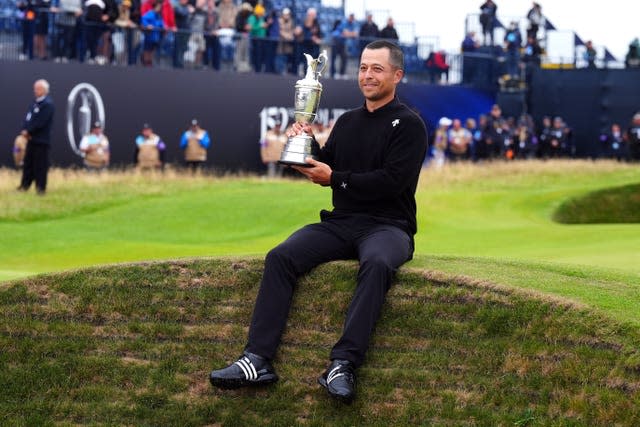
[278,133,317,167]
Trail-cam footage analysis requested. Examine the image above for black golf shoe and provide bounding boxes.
[209,351,279,389]
[318,359,356,404]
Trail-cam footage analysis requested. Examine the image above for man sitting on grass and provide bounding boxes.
[209,40,428,404]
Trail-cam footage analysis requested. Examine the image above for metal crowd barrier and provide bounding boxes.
[1,11,504,86]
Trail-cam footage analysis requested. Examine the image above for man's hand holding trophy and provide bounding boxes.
[279,50,328,169]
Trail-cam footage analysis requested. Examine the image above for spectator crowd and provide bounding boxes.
[429,106,640,166]
[4,0,639,82]
[7,0,402,74]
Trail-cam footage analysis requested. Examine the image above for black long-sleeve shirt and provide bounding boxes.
[319,96,428,237]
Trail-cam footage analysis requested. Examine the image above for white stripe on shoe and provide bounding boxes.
[244,356,258,379]
[234,359,251,379]
[234,357,258,380]
[327,366,345,384]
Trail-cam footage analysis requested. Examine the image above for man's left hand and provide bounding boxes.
[292,158,332,186]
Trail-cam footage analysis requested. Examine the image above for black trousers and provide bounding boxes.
[20,143,50,192]
[245,214,412,368]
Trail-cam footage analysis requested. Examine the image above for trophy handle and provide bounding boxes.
[316,50,328,78]
[303,50,329,80]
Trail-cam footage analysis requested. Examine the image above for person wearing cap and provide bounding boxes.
[79,121,110,170]
[134,123,166,169]
[180,119,211,171]
[247,2,270,72]
[432,117,451,167]
[17,79,55,195]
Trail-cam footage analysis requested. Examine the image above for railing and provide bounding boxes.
[464,12,625,69]
[0,12,478,83]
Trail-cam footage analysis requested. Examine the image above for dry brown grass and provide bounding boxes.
[2,159,634,193]
[417,159,637,188]
[0,166,257,192]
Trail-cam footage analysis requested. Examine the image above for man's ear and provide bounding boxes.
[393,68,404,84]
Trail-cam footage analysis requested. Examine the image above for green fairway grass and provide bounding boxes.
[1,161,639,326]
[2,162,640,424]
[1,259,639,425]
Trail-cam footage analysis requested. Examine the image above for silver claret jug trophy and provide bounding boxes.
[279,50,328,167]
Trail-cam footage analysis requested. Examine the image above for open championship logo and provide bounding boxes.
[66,83,105,156]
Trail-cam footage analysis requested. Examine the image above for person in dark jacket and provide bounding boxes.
[172,0,193,68]
[83,0,118,63]
[358,12,378,53]
[379,17,398,40]
[600,123,627,161]
[17,0,37,59]
[17,79,55,195]
[504,21,522,78]
[209,40,428,405]
[627,113,640,161]
[479,0,497,46]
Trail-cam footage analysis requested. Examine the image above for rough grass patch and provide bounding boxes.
[1,258,639,425]
[553,182,640,224]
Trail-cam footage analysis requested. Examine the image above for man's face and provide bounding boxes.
[358,48,403,103]
[33,83,46,98]
[142,128,152,137]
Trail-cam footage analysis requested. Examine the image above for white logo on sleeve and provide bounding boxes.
[392,119,400,127]
[341,182,347,189]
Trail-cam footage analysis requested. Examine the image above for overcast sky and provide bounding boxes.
[338,0,639,60]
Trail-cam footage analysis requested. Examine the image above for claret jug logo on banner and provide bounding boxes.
[66,83,106,156]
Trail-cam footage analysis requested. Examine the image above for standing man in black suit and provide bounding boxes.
[17,79,55,195]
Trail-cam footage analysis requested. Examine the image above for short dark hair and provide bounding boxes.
[364,40,404,70]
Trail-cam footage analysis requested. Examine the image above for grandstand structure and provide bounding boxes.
[1,0,638,171]
[0,0,625,88]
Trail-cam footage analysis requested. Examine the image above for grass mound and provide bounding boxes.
[553,183,640,224]
[2,258,639,425]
